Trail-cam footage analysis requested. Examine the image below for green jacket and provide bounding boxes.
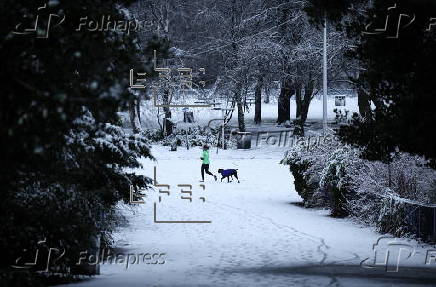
[202,150,210,164]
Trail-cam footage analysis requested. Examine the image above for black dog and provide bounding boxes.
[217,169,240,183]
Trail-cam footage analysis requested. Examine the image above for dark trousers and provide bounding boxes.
[201,164,213,180]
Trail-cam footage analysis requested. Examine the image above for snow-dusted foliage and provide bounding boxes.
[66,111,153,170]
[3,111,153,280]
[318,147,358,217]
[1,0,158,283]
[282,133,436,239]
[141,125,238,149]
[281,135,343,208]
[162,126,215,148]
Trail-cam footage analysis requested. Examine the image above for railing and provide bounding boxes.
[400,201,436,243]
[362,191,436,243]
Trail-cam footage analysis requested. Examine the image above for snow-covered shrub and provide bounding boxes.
[319,147,360,217]
[287,157,315,203]
[348,152,436,208]
[2,111,153,280]
[376,197,412,237]
[348,154,436,240]
[282,133,436,235]
[281,134,341,207]
[141,129,164,142]
[1,0,157,282]
[387,154,436,203]
[143,125,233,149]
[161,125,218,147]
[333,108,350,123]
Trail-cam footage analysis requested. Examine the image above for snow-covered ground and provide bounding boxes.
[240,97,359,123]
[138,96,359,130]
[60,144,436,287]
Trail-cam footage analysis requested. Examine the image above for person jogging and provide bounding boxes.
[200,145,217,182]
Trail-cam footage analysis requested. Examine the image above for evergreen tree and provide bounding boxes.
[306,0,436,167]
[0,0,164,283]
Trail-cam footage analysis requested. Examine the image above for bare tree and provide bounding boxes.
[128,0,355,136]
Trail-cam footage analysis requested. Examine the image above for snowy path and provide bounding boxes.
[60,145,436,287]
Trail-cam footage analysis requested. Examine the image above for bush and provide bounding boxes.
[320,148,356,217]
[289,160,315,203]
[282,132,436,237]
[377,197,411,237]
[281,134,340,207]
[0,0,163,283]
[1,111,152,278]
[142,125,239,149]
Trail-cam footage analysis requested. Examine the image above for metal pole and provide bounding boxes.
[433,208,435,242]
[222,110,225,150]
[323,16,328,135]
[418,206,421,238]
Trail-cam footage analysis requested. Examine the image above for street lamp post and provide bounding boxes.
[323,16,328,135]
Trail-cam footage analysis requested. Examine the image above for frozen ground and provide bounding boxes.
[138,96,359,130]
[60,144,436,287]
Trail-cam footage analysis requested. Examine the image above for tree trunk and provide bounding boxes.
[129,98,141,134]
[136,93,141,125]
[294,81,314,136]
[236,86,246,132]
[264,84,270,104]
[357,87,371,119]
[254,76,263,125]
[277,77,293,124]
[237,102,245,132]
[163,89,172,135]
[295,83,302,119]
[301,82,314,123]
[368,81,383,111]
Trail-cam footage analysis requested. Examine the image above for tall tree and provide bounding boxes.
[276,2,296,124]
[0,0,163,281]
[307,0,436,166]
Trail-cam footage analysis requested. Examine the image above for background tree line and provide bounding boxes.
[130,0,352,136]
[134,0,436,166]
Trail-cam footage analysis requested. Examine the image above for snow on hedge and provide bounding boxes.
[281,133,436,239]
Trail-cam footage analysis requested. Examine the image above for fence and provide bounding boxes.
[363,191,436,243]
[401,201,436,243]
